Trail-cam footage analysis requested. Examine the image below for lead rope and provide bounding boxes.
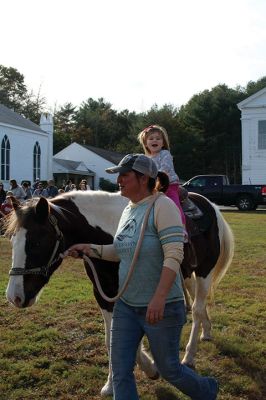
[82,193,162,303]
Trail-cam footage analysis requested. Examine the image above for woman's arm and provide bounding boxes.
[62,243,120,262]
[154,195,184,272]
[145,195,184,324]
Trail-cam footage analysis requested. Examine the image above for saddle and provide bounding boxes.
[179,186,203,221]
[179,187,204,275]
[179,188,219,280]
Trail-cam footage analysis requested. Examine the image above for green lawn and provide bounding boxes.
[0,211,265,400]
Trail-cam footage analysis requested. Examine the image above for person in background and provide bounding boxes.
[0,187,9,221]
[0,182,6,204]
[9,179,26,202]
[138,125,186,234]
[63,154,218,400]
[32,178,40,191]
[79,179,91,190]
[79,179,90,191]
[1,191,19,215]
[22,182,33,200]
[64,179,73,192]
[32,182,48,198]
[46,179,59,198]
[79,182,87,191]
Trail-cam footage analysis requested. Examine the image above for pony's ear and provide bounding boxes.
[10,196,21,211]
[35,197,50,223]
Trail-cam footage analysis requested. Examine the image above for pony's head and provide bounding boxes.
[6,197,64,308]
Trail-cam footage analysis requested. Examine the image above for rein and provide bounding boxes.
[82,193,161,303]
[9,215,64,277]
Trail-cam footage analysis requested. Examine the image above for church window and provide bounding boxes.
[258,120,266,149]
[1,135,10,180]
[33,142,41,181]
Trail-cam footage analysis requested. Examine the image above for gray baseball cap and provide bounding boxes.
[105,154,158,179]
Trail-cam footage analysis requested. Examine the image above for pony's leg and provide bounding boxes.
[100,309,113,397]
[182,274,212,368]
[184,273,196,311]
[136,341,159,379]
[184,274,196,300]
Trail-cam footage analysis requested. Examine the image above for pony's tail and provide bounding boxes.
[210,207,235,299]
[155,171,169,193]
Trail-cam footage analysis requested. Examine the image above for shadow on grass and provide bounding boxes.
[215,340,266,400]
[221,209,266,214]
[154,387,181,399]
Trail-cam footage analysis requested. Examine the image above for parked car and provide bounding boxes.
[182,174,266,211]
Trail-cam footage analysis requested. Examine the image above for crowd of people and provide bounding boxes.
[0,178,90,219]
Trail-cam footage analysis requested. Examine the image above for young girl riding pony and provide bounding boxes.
[138,125,186,236]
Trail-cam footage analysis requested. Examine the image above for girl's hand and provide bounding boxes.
[61,243,91,259]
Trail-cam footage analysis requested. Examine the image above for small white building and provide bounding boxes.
[0,105,124,191]
[0,104,53,188]
[238,88,266,184]
[53,142,124,189]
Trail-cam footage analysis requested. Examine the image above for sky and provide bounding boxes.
[1,0,266,113]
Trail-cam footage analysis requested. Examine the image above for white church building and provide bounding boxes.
[238,87,266,184]
[0,104,123,190]
[0,104,53,187]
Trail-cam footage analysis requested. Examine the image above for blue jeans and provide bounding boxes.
[110,299,218,400]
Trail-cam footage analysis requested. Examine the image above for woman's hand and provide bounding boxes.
[62,243,91,259]
[146,294,166,324]
[146,267,177,324]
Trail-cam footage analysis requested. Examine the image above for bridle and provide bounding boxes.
[9,214,64,277]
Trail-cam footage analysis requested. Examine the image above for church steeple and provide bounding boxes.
[40,113,53,179]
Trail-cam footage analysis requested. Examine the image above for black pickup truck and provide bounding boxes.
[182,175,266,211]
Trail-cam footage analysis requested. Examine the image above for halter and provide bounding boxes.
[9,214,64,277]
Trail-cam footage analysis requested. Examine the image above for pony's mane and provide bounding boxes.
[4,198,39,237]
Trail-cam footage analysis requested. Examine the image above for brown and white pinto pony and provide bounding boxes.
[5,190,234,396]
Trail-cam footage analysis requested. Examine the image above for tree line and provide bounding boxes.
[1,64,266,182]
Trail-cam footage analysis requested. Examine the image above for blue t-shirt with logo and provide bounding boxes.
[113,198,184,307]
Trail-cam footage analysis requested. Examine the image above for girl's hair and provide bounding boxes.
[134,170,169,193]
[137,125,170,155]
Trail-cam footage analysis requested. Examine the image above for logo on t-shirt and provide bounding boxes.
[116,218,137,241]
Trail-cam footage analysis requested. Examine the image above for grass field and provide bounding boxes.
[0,211,265,400]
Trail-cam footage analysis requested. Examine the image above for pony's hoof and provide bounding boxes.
[200,335,212,341]
[181,360,196,370]
[100,382,113,397]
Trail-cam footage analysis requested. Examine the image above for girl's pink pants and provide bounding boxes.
[165,183,186,226]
